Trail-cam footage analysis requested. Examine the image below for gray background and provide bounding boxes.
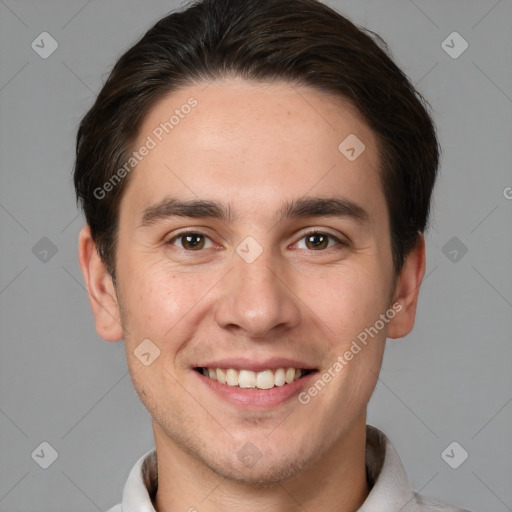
[1,0,511,511]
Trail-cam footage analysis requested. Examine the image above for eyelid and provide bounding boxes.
[291,228,348,249]
[166,228,348,251]
[166,229,216,249]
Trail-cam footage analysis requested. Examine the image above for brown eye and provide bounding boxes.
[168,232,212,250]
[296,231,342,251]
[181,234,205,250]
[304,233,329,250]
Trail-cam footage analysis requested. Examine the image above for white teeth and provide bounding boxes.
[256,370,274,390]
[226,369,238,386]
[238,369,256,388]
[274,368,286,386]
[285,368,296,384]
[200,367,308,389]
[216,368,226,384]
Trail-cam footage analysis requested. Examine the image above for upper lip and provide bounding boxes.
[194,358,318,372]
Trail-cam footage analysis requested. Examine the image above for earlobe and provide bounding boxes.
[78,224,124,342]
[386,233,426,340]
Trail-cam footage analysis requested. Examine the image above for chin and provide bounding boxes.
[204,438,327,488]
[220,456,309,488]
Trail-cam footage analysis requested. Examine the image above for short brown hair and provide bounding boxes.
[73,0,440,281]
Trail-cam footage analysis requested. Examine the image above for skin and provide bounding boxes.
[78,78,425,512]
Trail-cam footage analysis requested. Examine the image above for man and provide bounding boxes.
[74,0,470,510]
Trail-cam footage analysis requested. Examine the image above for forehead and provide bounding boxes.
[120,78,385,224]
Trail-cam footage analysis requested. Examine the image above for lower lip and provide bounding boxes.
[194,369,318,409]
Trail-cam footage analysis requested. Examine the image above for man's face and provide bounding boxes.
[106,79,402,483]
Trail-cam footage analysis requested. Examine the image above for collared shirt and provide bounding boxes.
[105,425,471,512]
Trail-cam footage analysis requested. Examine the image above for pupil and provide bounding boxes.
[307,234,327,249]
[184,234,204,249]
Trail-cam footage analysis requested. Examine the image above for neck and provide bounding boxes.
[153,416,370,512]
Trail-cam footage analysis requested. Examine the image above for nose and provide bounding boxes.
[214,249,301,338]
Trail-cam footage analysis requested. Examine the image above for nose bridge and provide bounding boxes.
[214,241,301,336]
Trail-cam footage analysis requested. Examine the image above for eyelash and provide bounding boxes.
[166,229,348,251]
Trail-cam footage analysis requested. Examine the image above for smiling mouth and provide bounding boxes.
[194,367,317,390]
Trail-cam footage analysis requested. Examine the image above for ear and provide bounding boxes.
[386,232,426,339]
[78,224,124,342]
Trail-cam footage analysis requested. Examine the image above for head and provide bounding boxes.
[75,0,439,486]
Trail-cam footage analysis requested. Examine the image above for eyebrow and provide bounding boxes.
[138,196,370,228]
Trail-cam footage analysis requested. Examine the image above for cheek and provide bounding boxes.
[117,262,218,378]
[301,263,391,342]
[126,352,183,432]
[120,259,204,331]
